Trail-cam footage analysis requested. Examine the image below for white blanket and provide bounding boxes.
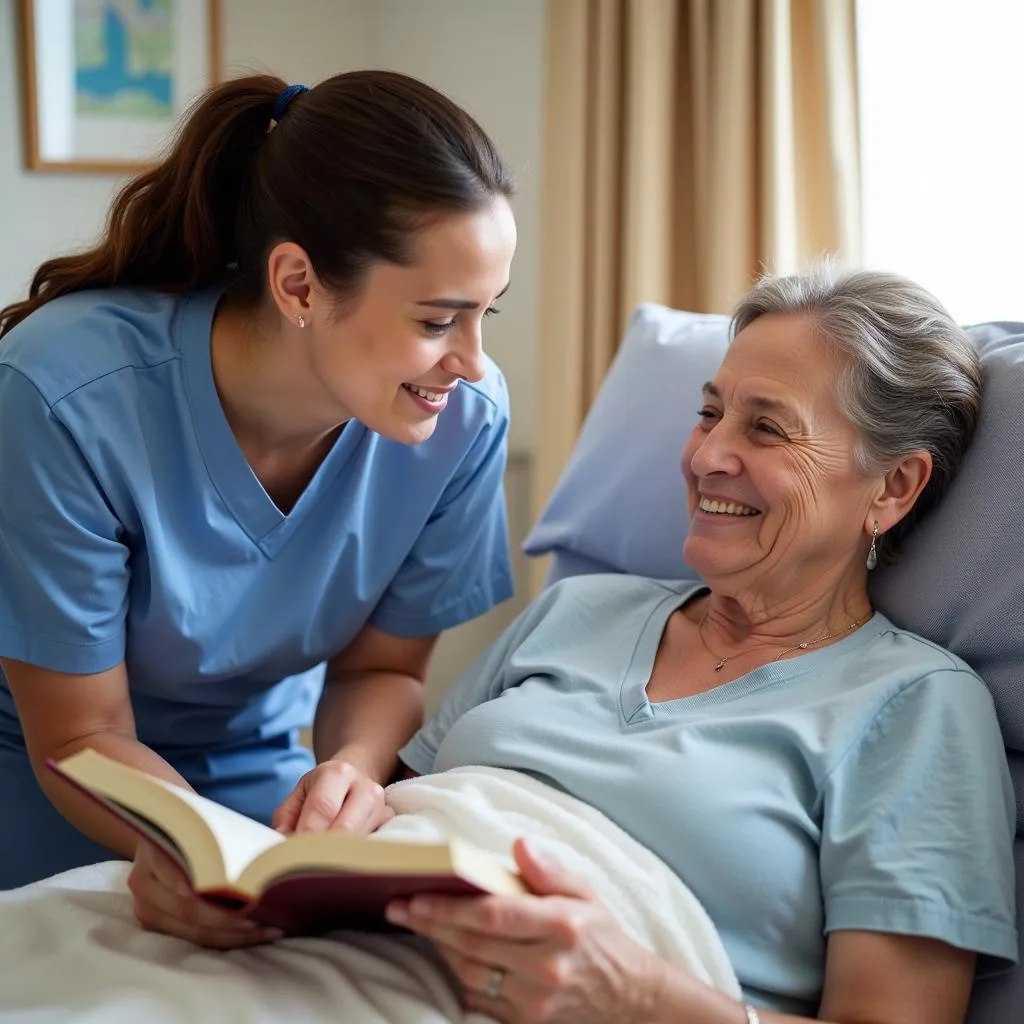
[0,766,739,1022]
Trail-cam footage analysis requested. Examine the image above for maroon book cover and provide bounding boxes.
[210,872,489,933]
[46,757,491,935]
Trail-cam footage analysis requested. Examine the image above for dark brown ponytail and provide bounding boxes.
[1,70,514,338]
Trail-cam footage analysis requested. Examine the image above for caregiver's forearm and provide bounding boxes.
[313,670,424,784]
[36,731,194,860]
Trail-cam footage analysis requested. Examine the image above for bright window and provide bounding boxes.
[857,0,1024,324]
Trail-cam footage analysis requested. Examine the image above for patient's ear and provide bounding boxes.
[870,450,932,535]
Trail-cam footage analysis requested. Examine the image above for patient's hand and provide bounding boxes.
[385,838,661,1024]
[128,842,285,949]
[271,759,394,835]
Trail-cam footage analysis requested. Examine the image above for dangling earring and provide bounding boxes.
[295,313,306,329]
[866,521,879,570]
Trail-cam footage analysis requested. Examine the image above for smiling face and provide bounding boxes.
[681,313,884,595]
[300,198,516,444]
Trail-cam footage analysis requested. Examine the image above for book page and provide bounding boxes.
[53,748,288,887]
[108,799,192,871]
[154,784,286,884]
[238,832,524,899]
[242,831,455,893]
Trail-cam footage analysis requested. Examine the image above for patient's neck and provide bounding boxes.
[695,567,873,656]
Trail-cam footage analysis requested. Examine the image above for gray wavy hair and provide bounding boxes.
[731,262,982,565]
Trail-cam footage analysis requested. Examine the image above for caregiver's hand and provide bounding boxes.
[128,841,284,948]
[271,759,394,836]
[385,838,662,1024]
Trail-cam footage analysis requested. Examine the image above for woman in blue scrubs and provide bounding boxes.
[0,71,517,947]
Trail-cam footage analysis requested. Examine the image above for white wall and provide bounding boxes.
[221,0,369,83]
[0,2,115,303]
[363,0,544,455]
[359,0,546,703]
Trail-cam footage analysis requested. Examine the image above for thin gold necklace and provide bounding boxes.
[698,609,869,672]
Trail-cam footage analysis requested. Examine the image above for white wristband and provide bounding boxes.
[743,1004,761,1024]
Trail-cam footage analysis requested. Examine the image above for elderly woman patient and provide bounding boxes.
[385,266,1017,1024]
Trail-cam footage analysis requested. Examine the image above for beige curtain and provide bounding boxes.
[531,0,860,590]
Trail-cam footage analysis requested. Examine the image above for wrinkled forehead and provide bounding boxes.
[714,313,845,414]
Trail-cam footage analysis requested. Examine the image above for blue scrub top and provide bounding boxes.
[0,288,513,825]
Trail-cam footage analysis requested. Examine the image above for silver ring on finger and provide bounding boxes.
[484,966,504,1000]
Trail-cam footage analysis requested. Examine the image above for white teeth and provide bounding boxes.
[404,384,444,402]
[699,497,758,516]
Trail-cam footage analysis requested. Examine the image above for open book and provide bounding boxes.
[49,748,523,934]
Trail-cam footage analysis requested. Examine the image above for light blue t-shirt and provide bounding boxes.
[400,574,1018,1014]
[0,287,513,761]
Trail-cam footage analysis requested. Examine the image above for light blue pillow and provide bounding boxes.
[523,306,1024,1017]
[523,304,728,582]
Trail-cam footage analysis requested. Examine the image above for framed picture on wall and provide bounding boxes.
[19,0,221,173]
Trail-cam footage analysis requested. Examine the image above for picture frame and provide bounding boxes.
[19,0,221,173]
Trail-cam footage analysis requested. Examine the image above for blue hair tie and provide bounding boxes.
[273,84,309,122]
